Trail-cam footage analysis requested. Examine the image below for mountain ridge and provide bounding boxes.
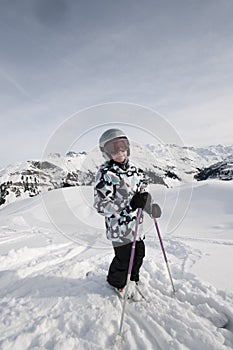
[0,143,232,207]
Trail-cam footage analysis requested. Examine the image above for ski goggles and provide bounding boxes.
[104,138,129,155]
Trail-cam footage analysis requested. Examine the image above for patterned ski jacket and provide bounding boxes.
[94,158,148,243]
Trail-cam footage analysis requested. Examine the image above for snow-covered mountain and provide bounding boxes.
[0,153,94,207]
[195,156,233,181]
[0,143,232,207]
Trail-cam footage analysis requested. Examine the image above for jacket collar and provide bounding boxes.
[109,158,129,170]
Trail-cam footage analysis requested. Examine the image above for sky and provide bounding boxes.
[0,0,233,166]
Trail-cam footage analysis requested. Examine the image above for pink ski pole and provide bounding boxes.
[154,218,175,293]
[118,208,142,337]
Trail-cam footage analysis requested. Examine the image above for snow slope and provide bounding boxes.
[0,182,233,350]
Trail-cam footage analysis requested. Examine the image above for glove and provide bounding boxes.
[151,203,162,218]
[130,192,152,211]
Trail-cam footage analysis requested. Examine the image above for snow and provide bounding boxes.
[0,182,233,349]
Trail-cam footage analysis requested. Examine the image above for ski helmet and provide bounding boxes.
[99,128,130,159]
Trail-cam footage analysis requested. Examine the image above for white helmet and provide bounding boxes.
[99,128,130,159]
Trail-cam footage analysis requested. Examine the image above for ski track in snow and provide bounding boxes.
[0,232,233,350]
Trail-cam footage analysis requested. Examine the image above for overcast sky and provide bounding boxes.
[0,0,233,166]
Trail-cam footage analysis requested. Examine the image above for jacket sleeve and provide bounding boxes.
[94,169,126,218]
[134,168,149,193]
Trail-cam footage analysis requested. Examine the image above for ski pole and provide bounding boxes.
[118,207,142,338]
[153,218,176,293]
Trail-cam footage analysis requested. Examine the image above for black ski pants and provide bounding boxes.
[107,240,145,289]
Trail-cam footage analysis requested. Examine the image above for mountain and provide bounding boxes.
[0,144,232,207]
[195,156,233,181]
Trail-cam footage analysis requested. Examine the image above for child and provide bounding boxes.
[94,128,161,297]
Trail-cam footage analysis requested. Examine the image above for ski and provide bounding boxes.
[109,283,149,303]
[135,284,150,303]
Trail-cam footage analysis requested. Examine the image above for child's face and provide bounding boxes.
[111,150,127,163]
